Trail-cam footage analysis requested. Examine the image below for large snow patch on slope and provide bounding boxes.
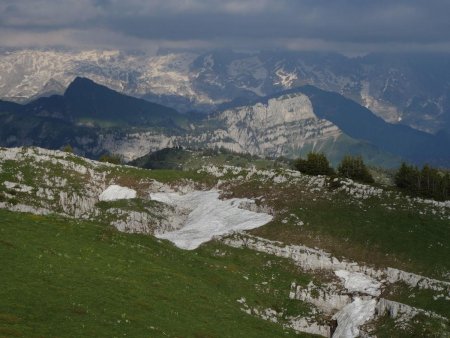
[151,190,272,250]
[99,185,137,201]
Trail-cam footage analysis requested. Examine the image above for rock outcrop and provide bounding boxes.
[224,234,449,337]
[223,234,450,293]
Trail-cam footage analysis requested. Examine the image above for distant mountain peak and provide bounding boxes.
[65,76,103,95]
[70,76,94,85]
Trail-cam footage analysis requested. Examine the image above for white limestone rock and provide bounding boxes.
[290,281,351,314]
[3,181,33,193]
[223,235,449,293]
[288,316,331,337]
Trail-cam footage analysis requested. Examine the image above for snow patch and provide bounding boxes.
[332,297,376,338]
[99,185,137,201]
[151,190,272,250]
[274,68,298,88]
[334,270,382,297]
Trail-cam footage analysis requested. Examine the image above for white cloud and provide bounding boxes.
[0,27,212,53]
[0,0,101,27]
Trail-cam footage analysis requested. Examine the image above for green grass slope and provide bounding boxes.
[0,209,318,338]
[225,178,450,280]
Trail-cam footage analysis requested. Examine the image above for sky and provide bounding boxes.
[1,0,450,55]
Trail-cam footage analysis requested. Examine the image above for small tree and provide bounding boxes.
[294,152,334,176]
[337,155,374,183]
[99,153,122,165]
[62,144,74,153]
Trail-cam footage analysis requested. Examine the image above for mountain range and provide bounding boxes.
[1,76,449,167]
[0,49,449,135]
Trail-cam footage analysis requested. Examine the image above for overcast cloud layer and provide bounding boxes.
[1,0,450,54]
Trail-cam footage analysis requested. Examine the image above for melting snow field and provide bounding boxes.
[99,185,137,201]
[334,270,382,297]
[332,297,377,338]
[151,190,273,250]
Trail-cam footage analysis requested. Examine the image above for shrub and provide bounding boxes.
[294,152,334,176]
[337,155,374,184]
[62,144,74,153]
[99,153,123,165]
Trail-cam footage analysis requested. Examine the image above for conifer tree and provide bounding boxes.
[395,162,450,201]
[337,155,374,183]
[294,152,334,176]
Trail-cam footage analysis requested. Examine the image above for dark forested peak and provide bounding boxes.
[64,77,115,98]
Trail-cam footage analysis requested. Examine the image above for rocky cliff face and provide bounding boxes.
[182,93,341,158]
[98,131,175,162]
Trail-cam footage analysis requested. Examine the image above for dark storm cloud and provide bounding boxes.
[102,1,450,44]
[1,0,449,52]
